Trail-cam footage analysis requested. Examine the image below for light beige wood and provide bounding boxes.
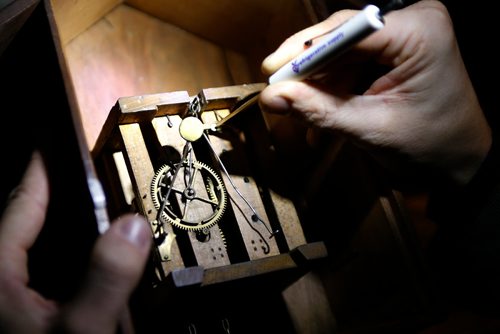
[151,115,184,149]
[118,91,190,116]
[63,4,239,150]
[49,0,121,45]
[119,123,184,274]
[112,151,134,205]
[201,111,280,260]
[187,227,231,269]
[124,0,310,54]
[269,190,307,250]
[93,91,190,157]
[200,83,266,110]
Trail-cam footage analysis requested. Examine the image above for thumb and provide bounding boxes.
[57,214,152,334]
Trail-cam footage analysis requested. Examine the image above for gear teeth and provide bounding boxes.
[151,164,171,210]
[150,160,227,232]
[217,225,227,249]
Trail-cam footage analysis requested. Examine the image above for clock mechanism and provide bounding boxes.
[92,83,327,287]
[150,160,227,233]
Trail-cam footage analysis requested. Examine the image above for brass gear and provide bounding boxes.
[151,161,227,232]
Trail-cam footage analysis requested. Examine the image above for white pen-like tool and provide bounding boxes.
[269,0,407,84]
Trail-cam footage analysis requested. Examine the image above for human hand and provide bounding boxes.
[0,151,152,333]
[259,0,491,187]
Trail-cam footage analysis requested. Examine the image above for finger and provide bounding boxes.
[262,1,448,79]
[59,214,152,334]
[261,9,357,75]
[259,80,394,142]
[0,150,49,281]
[259,2,451,132]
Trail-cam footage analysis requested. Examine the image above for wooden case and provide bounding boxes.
[45,0,321,151]
[38,0,441,332]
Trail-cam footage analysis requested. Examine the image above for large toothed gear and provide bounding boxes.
[151,161,227,232]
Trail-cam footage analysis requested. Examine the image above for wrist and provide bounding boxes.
[428,131,499,225]
[451,127,492,186]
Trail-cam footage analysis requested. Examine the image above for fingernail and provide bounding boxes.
[261,53,277,75]
[262,54,273,64]
[120,216,150,249]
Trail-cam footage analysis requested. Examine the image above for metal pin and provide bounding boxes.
[222,318,231,334]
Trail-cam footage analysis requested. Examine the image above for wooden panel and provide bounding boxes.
[186,227,230,269]
[121,0,313,85]
[202,241,327,286]
[119,123,184,273]
[124,0,311,55]
[63,4,237,150]
[224,48,255,84]
[204,253,296,286]
[282,271,337,334]
[112,151,134,205]
[48,0,121,45]
[201,111,280,260]
[118,91,190,116]
[200,83,266,110]
[93,91,190,156]
[269,190,307,250]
